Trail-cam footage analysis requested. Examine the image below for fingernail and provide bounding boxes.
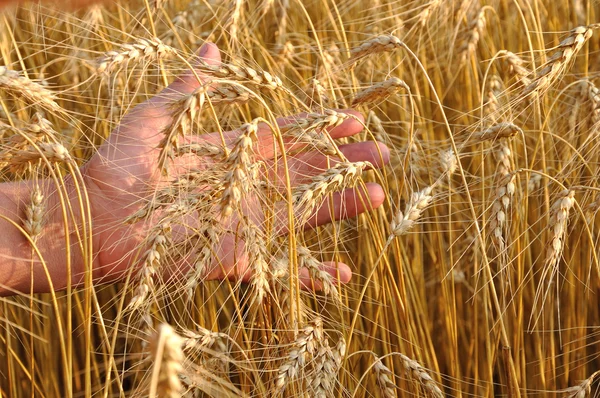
[198,43,209,56]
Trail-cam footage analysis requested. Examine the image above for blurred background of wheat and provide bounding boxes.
[1,0,600,397]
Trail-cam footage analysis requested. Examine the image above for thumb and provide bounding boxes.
[157,42,222,100]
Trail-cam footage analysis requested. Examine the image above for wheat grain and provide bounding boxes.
[418,0,441,26]
[308,339,339,398]
[281,110,349,155]
[468,122,522,144]
[500,50,532,86]
[9,142,72,172]
[242,220,271,303]
[297,245,340,301]
[562,371,600,397]
[158,84,252,174]
[545,190,576,271]
[488,141,516,249]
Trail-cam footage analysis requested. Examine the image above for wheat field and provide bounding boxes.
[0,0,600,397]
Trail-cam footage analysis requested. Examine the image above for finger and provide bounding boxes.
[157,42,222,99]
[271,182,385,236]
[284,141,390,186]
[117,43,222,148]
[304,182,386,229]
[192,109,366,162]
[299,261,352,290]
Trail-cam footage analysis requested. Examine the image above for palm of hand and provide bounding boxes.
[83,43,389,287]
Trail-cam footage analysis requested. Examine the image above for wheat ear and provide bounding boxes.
[149,324,184,398]
[352,78,409,106]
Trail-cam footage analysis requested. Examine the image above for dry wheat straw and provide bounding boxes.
[523,25,599,97]
[149,324,184,398]
[349,34,403,64]
[0,66,61,113]
[352,78,409,106]
[96,37,177,74]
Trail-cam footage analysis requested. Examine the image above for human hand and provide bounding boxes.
[82,43,390,291]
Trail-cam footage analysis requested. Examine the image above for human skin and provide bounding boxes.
[0,41,390,296]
